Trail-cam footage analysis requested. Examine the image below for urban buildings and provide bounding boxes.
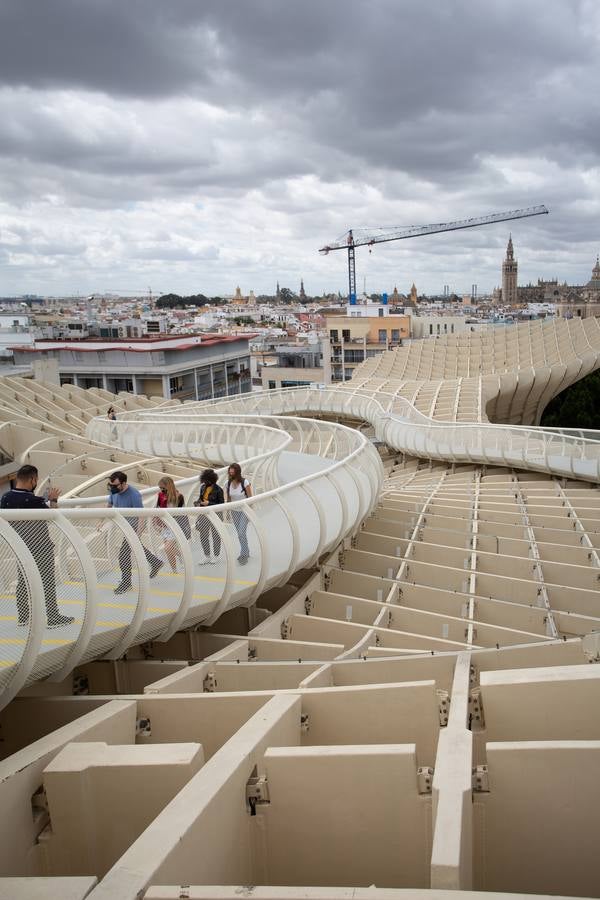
[10,334,253,401]
[259,343,331,390]
[326,296,410,382]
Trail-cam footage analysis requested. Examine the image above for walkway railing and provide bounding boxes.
[182,386,600,483]
[0,415,383,709]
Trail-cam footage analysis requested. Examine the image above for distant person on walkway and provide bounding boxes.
[155,476,189,572]
[107,471,163,594]
[226,463,253,565]
[0,464,74,628]
[194,469,224,564]
[107,406,117,439]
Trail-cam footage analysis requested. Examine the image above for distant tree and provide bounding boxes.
[278,287,296,304]
[541,370,600,430]
[156,293,183,309]
[233,316,255,326]
[157,292,225,309]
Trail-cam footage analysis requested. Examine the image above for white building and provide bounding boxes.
[10,334,253,401]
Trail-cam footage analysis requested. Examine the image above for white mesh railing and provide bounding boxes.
[61,419,292,507]
[189,386,600,483]
[0,415,383,706]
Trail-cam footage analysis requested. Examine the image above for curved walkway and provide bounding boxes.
[176,385,600,483]
[2,319,599,707]
[0,414,382,709]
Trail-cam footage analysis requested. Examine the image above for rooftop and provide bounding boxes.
[9,333,257,353]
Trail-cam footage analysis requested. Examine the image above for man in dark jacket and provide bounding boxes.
[1,464,74,628]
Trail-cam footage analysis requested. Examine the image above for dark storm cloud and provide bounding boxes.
[0,0,214,97]
[1,0,598,177]
[0,0,598,293]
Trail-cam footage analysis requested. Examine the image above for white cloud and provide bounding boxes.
[0,0,598,295]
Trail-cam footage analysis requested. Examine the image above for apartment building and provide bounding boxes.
[326,298,410,382]
[10,334,253,401]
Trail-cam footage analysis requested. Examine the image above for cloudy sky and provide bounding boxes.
[0,0,599,298]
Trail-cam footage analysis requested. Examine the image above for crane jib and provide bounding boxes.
[318,205,549,303]
[319,205,548,252]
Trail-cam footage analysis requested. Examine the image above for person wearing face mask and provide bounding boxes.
[0,464,74,628]
[106,471,163,594]
[154,476,188,572]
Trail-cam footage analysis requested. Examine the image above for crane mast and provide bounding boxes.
[319,204,548,303]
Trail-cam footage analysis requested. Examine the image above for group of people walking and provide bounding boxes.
[109,463,253,590]
[0,460,254,628]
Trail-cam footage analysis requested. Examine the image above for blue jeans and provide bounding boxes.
[232,509,249,558]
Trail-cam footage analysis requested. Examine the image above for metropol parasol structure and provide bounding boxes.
[0,314,599,899]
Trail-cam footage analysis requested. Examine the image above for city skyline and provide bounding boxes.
[0,1,599,295]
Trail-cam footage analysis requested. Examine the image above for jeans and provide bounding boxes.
[232,509,249,559]
[118,538,162,585]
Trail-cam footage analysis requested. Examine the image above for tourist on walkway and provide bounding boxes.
[0,464,74,628]
[107,471,163,593]
[154,476,189,572]
[226,463,253,565]
[107,406,117,439]
[194,469,224,564]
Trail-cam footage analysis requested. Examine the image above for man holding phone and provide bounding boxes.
[1,464,74,628]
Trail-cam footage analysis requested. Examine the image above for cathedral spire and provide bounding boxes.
[506,234,514,260]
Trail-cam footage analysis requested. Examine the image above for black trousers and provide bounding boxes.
[16,541,61,624]
[197,517,221,557]
[118,538,162,585]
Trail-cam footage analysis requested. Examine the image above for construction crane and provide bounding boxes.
[98,288,161,300]
[319,205,548,302]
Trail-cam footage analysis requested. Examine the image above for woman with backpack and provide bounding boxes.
[226,462,253,565]
[155,476,189,572]
[194,468,225,564]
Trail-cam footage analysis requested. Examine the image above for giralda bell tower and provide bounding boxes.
[502,234,518,306]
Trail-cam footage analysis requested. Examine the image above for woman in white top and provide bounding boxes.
[226,463,253,564]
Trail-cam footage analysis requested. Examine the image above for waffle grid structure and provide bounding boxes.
[0,317,599,899]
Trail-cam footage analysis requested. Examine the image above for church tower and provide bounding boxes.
[299,279,306,301]
[502,235,518,306]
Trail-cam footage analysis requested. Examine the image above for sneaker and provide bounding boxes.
[114,581,133,594]
[237,555,249,566]
[47,614,75,629]
[150,561,163,579]
[198,556,211,565]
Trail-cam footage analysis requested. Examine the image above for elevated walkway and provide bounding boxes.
[0,416,382,709]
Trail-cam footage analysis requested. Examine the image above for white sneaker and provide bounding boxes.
[198,556,211,566]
